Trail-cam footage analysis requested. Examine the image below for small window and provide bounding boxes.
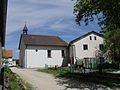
[99,44,104,50]
[90,36,92,40]
[35,49,38,52]
[94,36,97,40]
[48,50,51,58]
[62,50,65,58]
[83,44,88,50]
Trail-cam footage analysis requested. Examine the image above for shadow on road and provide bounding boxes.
[54,72,117,90]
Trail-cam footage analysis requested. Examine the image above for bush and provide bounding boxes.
[111,62,119,69]
[102,62,111,69]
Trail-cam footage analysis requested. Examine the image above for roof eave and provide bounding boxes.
[18,34,23,50]
[25,44,68,47]
[70,31,104,44]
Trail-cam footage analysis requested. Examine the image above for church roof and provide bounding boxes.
[19,34,68,49]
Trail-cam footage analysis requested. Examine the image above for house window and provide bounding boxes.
[83,44,88,50]
[62,50,65,58]
[48,50,51,58]
[35,49,38,52]
[99,44,104,50]
[90,36,92,40]
[94,36,97,40]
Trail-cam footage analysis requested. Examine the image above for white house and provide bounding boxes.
[19,25,68,68]
[69,31,104,68]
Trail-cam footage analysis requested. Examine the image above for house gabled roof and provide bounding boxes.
[70,31,103,44]
[19,34,68,49]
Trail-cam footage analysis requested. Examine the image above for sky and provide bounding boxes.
[5,0,101,59]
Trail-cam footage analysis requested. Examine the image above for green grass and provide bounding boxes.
[102,69,120,72]
[9,74,33,90]
[92,68,120,72]
[4,67,33,90]
[37,67,120,89]
[37,67,70,75]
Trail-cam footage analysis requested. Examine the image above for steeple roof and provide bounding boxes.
[22,24,28,34]
[23,24,28,31]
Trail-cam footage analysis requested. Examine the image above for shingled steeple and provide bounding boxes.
[23,24,28,34]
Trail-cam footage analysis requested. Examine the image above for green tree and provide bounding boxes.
[73,0,120,71]
[104,29,120,63]
[73,0,120,31]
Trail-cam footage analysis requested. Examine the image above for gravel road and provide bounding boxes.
[11,67,116,90]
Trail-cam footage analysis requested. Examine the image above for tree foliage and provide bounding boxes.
[74,0,120,31]
[104,29,120,62]
[73,0,120,63]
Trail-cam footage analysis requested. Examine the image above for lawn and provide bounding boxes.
[4,67,33,90]
[37,67,120,89]
[37,67,70,75]
[92,68,120,73]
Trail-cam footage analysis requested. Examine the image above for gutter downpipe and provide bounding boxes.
[25,45,27,68]
[69,43,74,73]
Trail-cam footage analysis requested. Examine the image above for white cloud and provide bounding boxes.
[6,0,75,35]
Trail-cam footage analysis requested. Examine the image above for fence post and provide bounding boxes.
[1,67,4,90]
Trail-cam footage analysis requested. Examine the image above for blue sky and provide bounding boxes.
[5,0,101,59]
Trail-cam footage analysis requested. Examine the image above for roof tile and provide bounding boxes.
[21,34,68,47]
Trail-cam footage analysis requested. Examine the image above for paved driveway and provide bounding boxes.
[11,67,115,90]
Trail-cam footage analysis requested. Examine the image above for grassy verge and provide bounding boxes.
[37,67,70,75]
[4,67,33,90]
[92,68,120,72]
[102,69,120,72]
[37,67,120,89]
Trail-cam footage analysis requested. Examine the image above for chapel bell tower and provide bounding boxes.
[23,24,28,34]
